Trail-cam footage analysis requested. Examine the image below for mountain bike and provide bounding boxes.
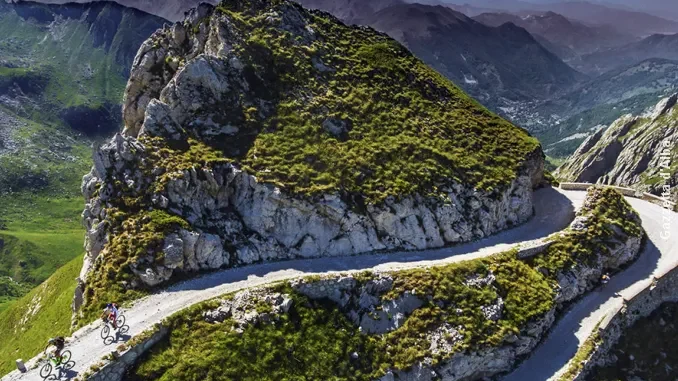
[39,350,72,379]
[101,312,127,339]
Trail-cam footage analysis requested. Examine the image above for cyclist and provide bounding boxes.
[101,303,120,330]
[601,273,611,285]
[44,337,65,364]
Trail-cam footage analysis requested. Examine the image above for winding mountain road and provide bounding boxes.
[2,187,676,381]
[502,197,678,381]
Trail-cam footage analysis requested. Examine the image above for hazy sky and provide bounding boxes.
[443,0,678,20]
[469,0,674,9]
[554,0,678,20]
[585,0,678,13]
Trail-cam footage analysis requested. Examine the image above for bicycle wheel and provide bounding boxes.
[101,324,110,339]
[59,350,72,366]
[115,314,125,328]
[39,363,52,379]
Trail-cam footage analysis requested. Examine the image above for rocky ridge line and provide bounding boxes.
[556,93,678,200]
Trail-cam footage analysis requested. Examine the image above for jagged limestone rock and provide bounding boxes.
[202,289,294,328]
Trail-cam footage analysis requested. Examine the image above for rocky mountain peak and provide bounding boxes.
[650,92,678,120]
[75,0,544,319]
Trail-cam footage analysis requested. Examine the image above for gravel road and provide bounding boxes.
[9,187,662,381]
[502,197,678,381]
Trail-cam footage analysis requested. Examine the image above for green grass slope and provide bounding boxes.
[0,191,84,311]
[0,108,88,308]
[0,1,165,308]
[0,254,82,376]
[212,2,541,199]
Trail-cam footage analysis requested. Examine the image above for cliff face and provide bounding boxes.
[556,93,678,200]
[76,0,543,319]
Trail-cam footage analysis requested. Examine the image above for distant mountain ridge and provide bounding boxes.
[440,0,678,37]
[10,1,163,73]
[33,0,678,39]
[24,0,198,21]
[473,11,635,57]
[523,1,678,36]
[510,59,678,157]
[291,0,402,24]
[586,0,678,22]
[0,0,165,133]
[35,0,400,23]
[575,33,678,75]
[297,0,584,111]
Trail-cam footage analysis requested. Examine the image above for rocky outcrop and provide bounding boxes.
[291,274,424,334]
[76,0,545,317]
[80,134,541,291]
[287,196,643,381]
[202,289,294,331]
[556,93,678,201]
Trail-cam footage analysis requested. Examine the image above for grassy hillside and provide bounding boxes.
[0,1,164,309]
[0,107,88,309]
[0,254,82,376]
[0,192,84,311]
